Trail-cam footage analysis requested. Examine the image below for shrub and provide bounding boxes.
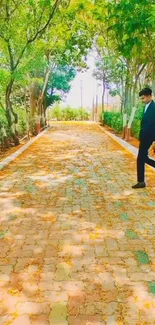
[16,108,27,135]
[104,111,123,133]
[131,107,143,139]
[104,107,144,139]
[50,105,63,121]
[50,105,90,121]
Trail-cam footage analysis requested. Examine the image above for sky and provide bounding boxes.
[62,54,120,110]
[62,55,101,110]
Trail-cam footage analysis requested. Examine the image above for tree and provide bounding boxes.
[26,0,94,128]
[93,0,155,139]
[0,0,95,144]
[0,0,68,144]
[45,65,76,110]
[93,48,127,120]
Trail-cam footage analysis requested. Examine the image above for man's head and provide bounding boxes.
[139,87,152,104]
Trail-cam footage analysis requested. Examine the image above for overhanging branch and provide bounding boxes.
[14,0,60,70]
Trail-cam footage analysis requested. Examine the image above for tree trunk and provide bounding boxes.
[133,64,146,107]
[29,82,40,135]
[124,62,131,113]
[0,126,9,149]
[122,61,132,139]
[126,106,137,141]
[38,67,52,117]
[152,64,155,96]
[5,80,20,146]
[30,82,39,117]
[102,77,106,125]
[132,84,137,108]
[124,82,130,113]
[43,99,47,126]
[121,69,125,114]
[122,113,127,139]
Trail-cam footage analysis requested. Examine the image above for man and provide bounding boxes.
[132,87,155,189]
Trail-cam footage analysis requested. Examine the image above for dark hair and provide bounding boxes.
[139,88,152,97]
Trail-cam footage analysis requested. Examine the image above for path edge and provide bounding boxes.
[97,123,155,173]
[97,124,138,157]
[0,127,51,171]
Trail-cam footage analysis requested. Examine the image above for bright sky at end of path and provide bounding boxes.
[63,55,99,110]
[62,54,120,110]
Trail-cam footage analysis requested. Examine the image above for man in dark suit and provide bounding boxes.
[132,87,155,189]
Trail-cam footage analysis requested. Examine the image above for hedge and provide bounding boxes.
[103,108,144,139]
[103,112,123,133]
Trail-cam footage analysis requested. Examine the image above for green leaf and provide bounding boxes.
[8,215,17,221]
[120,213,129,221]
[0,230,7,239]
[115,201,122,207]
[148,202,155,207]
[149,282,155,296]
[136,251,150,265]
[125,229,137,239]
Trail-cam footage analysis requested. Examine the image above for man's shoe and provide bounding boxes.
[132,182,146,189]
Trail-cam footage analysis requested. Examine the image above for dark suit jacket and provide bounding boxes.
[139,100,155,142]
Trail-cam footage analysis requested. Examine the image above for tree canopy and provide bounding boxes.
[0,0,155,145]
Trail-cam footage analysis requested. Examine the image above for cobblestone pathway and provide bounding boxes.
[1,122,155,325]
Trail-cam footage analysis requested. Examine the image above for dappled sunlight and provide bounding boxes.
[30,173,74,186]
[0,122,155,324]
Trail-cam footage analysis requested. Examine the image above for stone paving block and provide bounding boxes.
[16,302,50,315]
[0,274,10,282]
[22,282,38,296]
[68,314,103,325]
[95,246,108,257]
[11,315,31,325]
[55,263,71,281]
[45,291,68,304]
[0,315,14,324]
[1,122,155,324]
[30,314,50,325]
[98,272,115,290]
[106,239,118,251]
[106,315,117,325]
[49,302,67,323]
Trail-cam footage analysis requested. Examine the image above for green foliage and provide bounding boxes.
[149,282,155,296]
[0,107,9,142]
[136,251,150,265]
[120,212,129,221]
[63,107,77,120]
[0,0,95,142]
[131,106,143,139]
[0,107,7,128]
[50,105,90,121]
[125,229,137,239]
[107,0,155,60]
[51,105,63,120]
[51,66,76,92]
[103,105,145,139]
[93,53,126,99]
[0,230,7,239]
[0,106,27,141]
[104,111,123,133]
[45,65,76,108]
[15,107,27,135]
[94,0,155,114]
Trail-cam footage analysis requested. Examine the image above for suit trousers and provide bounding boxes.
[137,138,155,182]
